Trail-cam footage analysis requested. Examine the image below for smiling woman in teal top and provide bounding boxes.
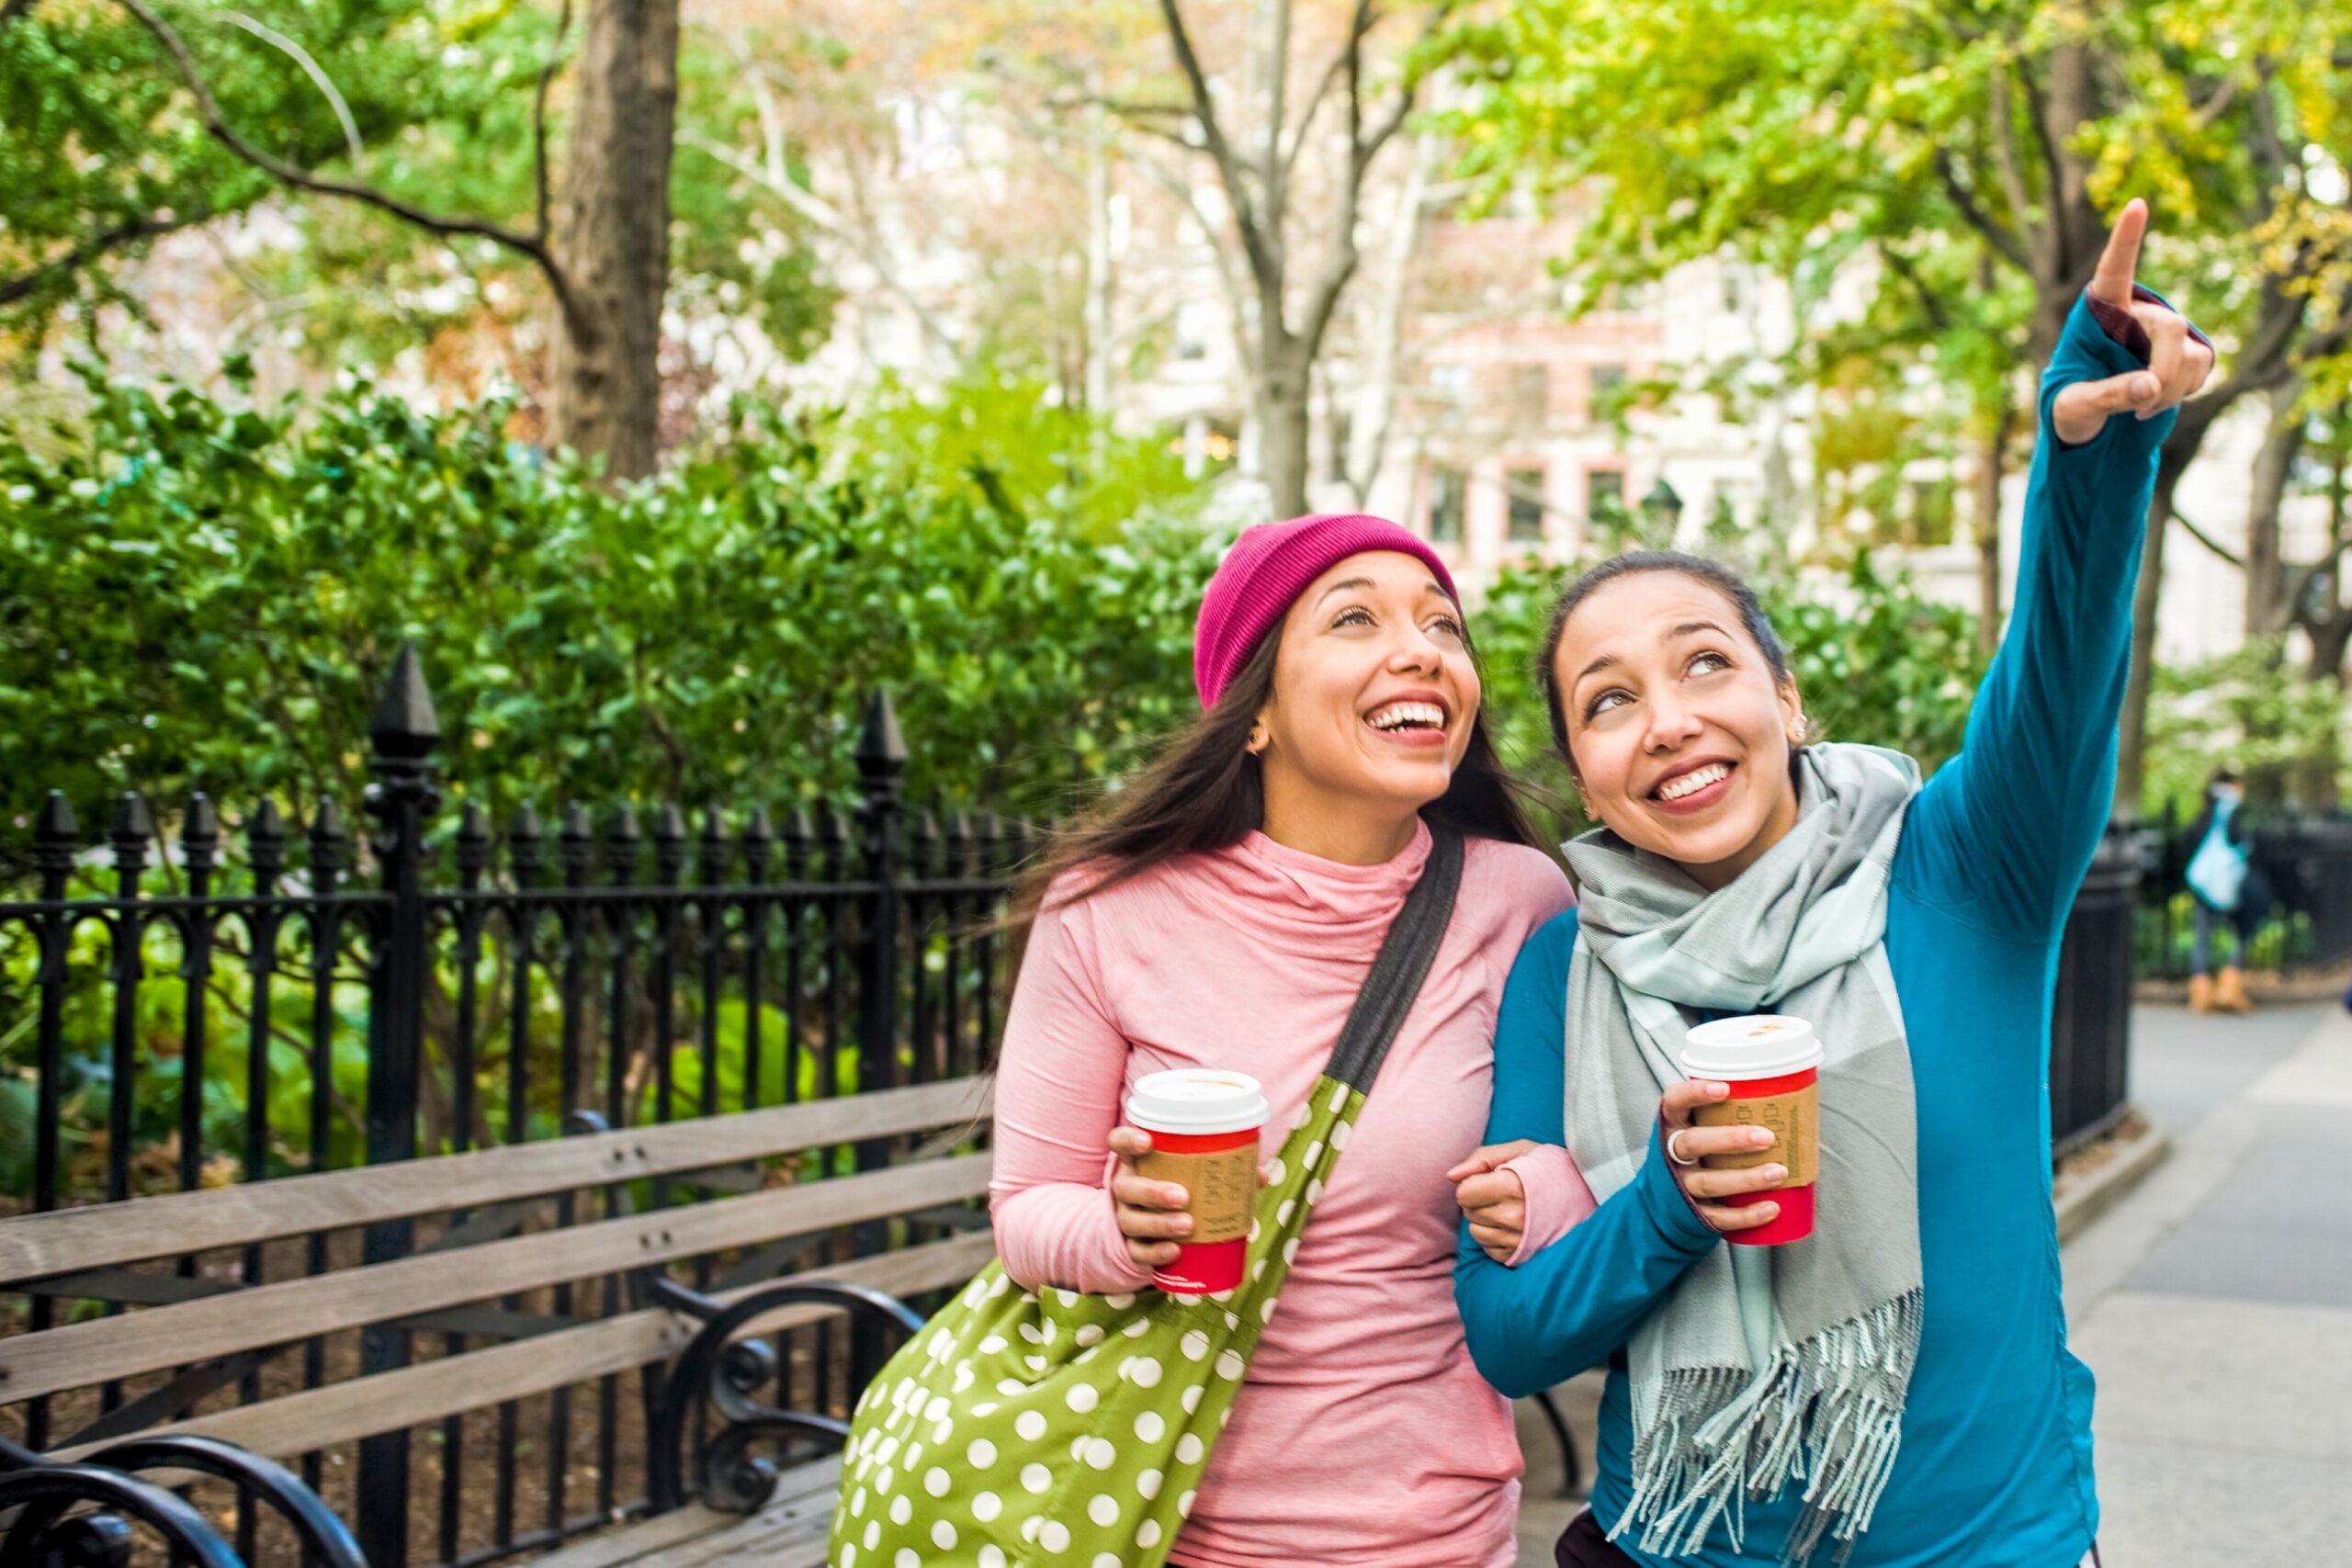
[1450,201,2213,1567]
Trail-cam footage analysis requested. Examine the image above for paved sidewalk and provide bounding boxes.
[2065,1001,2351,1567]
[1509,1001,2352,1566]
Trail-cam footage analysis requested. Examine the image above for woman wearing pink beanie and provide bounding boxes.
[989,513,1574,1566]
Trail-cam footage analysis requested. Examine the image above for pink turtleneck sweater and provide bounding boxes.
[989,822,1574,1568]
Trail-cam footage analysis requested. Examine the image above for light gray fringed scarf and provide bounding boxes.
[1564,743,1924,1564]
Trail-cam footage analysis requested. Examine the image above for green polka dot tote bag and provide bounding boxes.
[828,828,1463,1568]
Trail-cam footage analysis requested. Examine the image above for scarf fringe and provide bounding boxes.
[1610,1289,1924,1564]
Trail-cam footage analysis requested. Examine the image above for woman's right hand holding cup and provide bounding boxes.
[1658,1079,1787,1234]
[1108,1126,1192,1269]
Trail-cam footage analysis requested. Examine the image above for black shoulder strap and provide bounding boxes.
[1321,826,1465,1094]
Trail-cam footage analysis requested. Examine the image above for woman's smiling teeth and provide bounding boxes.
[1656,761,1732,801]
[1367,701,1447,732]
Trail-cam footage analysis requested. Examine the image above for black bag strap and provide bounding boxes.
[1321,825,1464,1094]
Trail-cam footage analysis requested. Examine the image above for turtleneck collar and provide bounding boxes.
[1171,817,1434,957]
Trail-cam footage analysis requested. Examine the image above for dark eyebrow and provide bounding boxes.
[1315,576,1376,605]
[1572,621,1732,690]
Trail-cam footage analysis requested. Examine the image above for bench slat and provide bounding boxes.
[1,1155,991,1404]
[49,1232,994,1462]
[0,1079,989,1283]
[524,1458,844,1568]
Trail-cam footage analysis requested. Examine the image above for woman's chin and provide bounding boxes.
[1617,809,1759,872]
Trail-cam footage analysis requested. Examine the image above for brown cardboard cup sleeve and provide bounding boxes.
[1135,1143,1258,1245]
[1690,1083,1819,1188]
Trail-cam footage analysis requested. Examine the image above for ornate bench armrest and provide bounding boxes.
[81,1436,370,1568]
[0,1438,246,1568]
[0,1430,372,1568]
[648,1280,925,1514]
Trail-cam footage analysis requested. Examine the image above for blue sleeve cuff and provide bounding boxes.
[1634,1122,1723,1256]
[2043,291,2181,457]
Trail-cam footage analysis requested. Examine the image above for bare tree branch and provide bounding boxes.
[1260,0,1295,260]
[1985,62,2032,244]
[2172,506,2245,570]
[116,0,582,327]
[678,101,964,355]
[1358,0,1459,164]
[1299,1,1457,358]
[1157,0,1275,291]
[534,0,575,246]
[1876,243,1952,333]
[1934,150,2031,275]
[2010,52,2065,271]
[1277,31,1353,186]
[1295,6,1367,357]
[0,211,207,306]
[220,12,362,166]
[1127,136,1257,366]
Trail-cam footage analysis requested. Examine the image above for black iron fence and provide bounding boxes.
[2133,807,2352,981]
[1,647,1030,1568]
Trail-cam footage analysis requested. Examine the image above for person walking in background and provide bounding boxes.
[2184,767,2266,1013]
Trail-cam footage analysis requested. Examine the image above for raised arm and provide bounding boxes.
[1454,915,1719,1396]
[988,893,1157,1294]
[1905,199,2215,934]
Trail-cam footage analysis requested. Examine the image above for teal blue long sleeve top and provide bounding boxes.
[1458,290,2182,1568]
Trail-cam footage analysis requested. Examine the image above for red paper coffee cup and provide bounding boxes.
[1125,1069,1267,1294]
[1679,1016,1823,1247]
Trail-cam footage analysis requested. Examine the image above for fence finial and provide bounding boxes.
[856,690,908,773]
[35,790,77,861]
[369,641,443,757]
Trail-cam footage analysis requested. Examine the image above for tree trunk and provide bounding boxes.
[2243,378,2306,638]
[1345,137,1436,507]
[2118,394,2230,817]
[1973,392,2016,650]
[1255,341,1312,519]
[549,0,680,480]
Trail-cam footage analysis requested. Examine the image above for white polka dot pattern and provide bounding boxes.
[825,1080,1368,1565]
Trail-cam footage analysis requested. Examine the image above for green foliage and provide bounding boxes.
[1,0,543,340]
[0,366,1216,845]
[839,366,1211,544]
[2141,640,2343,819]
[1,0,835,399]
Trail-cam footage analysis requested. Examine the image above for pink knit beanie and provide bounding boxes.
[1193,513,1459,709]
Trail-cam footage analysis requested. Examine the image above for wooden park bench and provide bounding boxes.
[0,1077,991,1568]
[3,1069,1578,1568]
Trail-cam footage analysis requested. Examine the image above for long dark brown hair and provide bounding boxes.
[1010,623,1542,933]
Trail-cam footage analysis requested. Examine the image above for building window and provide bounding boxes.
[1428,466,1466,543]
[1507,468,1545,541]
[1510,364,1550,425]
[1589,363,1628,398]
[1586,468,1626,521]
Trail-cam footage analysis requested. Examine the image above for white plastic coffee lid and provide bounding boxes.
[1679,1015,1822,1080]
[1125,1069,1269,1136]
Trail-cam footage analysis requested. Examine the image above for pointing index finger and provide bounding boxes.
[2089,198,2148,309]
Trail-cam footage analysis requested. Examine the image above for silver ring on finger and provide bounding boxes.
[1666,1128,1701,1168]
